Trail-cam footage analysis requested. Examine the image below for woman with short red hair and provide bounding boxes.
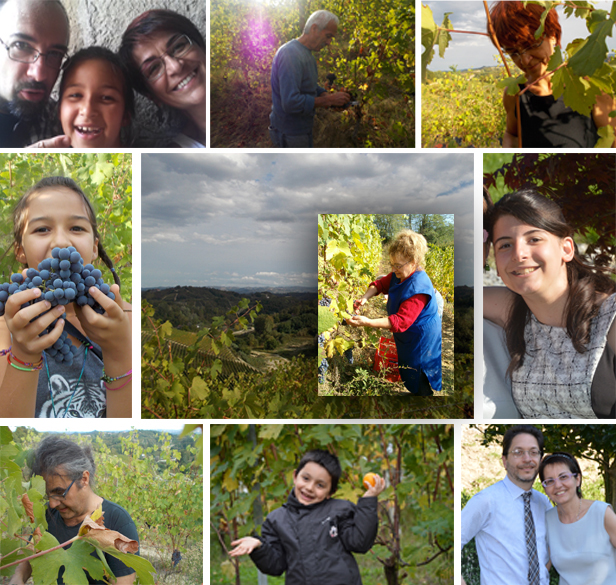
[489,1,615,147]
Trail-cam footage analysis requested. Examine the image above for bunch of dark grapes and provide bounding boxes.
[318,296,331,383]
[0,246,115,366]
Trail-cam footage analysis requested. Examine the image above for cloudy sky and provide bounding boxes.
[141,153,474,289]
[425,1,616,71]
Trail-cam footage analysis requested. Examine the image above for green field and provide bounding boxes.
[422,68,506,148]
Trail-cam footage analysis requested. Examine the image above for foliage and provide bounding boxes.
[483,153,616,260]
[0,153,132,303]
[421,2,616,147]
[422,69,506,148]
[0,427,156,584]
[210,424,453,585]
[425,244,454,302]
[211,0,415,147]
[318,214,384,360]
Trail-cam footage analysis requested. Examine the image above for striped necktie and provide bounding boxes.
[523,491,540,585]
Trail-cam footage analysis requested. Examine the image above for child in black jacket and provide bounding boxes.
[229,449,385,585]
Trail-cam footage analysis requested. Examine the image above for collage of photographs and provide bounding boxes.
[0,0,614,585]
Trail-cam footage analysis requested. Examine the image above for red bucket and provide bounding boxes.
[373,337,401,382]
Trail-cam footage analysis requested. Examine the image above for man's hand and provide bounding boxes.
[315,91,351,108]
[27,135,71,148]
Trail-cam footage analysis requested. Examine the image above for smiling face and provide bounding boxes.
[15,187,98,269]
[60,58,128,148]
[390,253,415,281]
[492,215,573,300]
[507,35,556,83]
[542,462,581,506]
[0,0,69,118]
[131,31,205,114]
[293,461,332,506]
[502,432,542,489]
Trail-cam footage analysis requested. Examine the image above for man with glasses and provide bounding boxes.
[8,435,138,585]
[269,10,351,148]
[0,0,71,147]
[461,425,552,585]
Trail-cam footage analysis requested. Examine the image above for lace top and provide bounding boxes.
[512,294,616,418]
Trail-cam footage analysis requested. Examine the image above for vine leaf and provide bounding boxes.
[595,124,615,147]
[568,11,614,77]
[318,306,337,334]
[552,66,599,115]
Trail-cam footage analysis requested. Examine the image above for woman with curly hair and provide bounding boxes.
[349,230,442,396]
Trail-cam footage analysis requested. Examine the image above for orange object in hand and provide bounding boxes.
[363,472,378,489]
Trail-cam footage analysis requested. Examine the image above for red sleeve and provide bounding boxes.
[370,272,393,295]
[388,294,430,333]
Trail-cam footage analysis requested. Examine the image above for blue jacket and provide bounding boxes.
[387,270,442,392]
[270,40,326,136]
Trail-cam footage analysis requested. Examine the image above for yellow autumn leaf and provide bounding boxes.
[222,469,239,492]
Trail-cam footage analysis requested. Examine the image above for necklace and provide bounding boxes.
[557,498,582,523]
[44,343,90,418]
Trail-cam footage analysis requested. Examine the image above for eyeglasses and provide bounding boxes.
[508,449,542,459]
[390,260,412,270]
[0,38,66,70]
[541,472,577,488]
[45,478,76,501]
[503,37,544,60]
[140,34,194,82]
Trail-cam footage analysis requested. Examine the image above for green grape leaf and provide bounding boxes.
[498,75,524,96]
[318,305,337,334]
[552,67,598,115]
[595,124,615,147]
[568,17,614,77]
[189,377,208,401]
[421,4,437,81]
[0,426,13,445]
[437,13,453,58]
[95,549,155,584]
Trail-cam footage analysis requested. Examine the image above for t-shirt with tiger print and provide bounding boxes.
[35,340,106,418]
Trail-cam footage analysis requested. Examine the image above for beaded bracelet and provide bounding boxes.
[104,375,132,391]
[101,368,132,384]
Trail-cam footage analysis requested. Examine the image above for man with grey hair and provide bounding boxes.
[8,436,138,585]
[269,9,350,148]
[0,0,71,147]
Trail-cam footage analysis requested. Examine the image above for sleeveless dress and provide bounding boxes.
[35,339,106,418]
[517,85,599,147]
[545,501,616,585]
[512,294,616,418]
[387,270,442,393]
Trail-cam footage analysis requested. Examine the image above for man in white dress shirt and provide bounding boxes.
[461,425,552,585]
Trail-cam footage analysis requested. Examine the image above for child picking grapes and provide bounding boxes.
[229,449,385,584]
[0,176,132,418]
[58,47,134,148]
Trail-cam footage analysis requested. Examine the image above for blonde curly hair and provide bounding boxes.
[388,229,428,270]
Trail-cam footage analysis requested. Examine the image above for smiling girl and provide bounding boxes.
[58,47,134,148]
[0,177,132,418]
[484,189,616,418]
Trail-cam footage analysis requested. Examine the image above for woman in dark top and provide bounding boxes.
[489,1,615,148]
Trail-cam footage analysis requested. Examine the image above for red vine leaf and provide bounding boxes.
[21,493,35,523]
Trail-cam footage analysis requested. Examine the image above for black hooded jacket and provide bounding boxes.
[250,490,378,585]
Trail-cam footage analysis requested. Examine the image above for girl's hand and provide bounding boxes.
[3,288,66,362]
[229,536,262,557]
[348,315,370,328]
[363,474,386,498]
[74,284,131,363]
